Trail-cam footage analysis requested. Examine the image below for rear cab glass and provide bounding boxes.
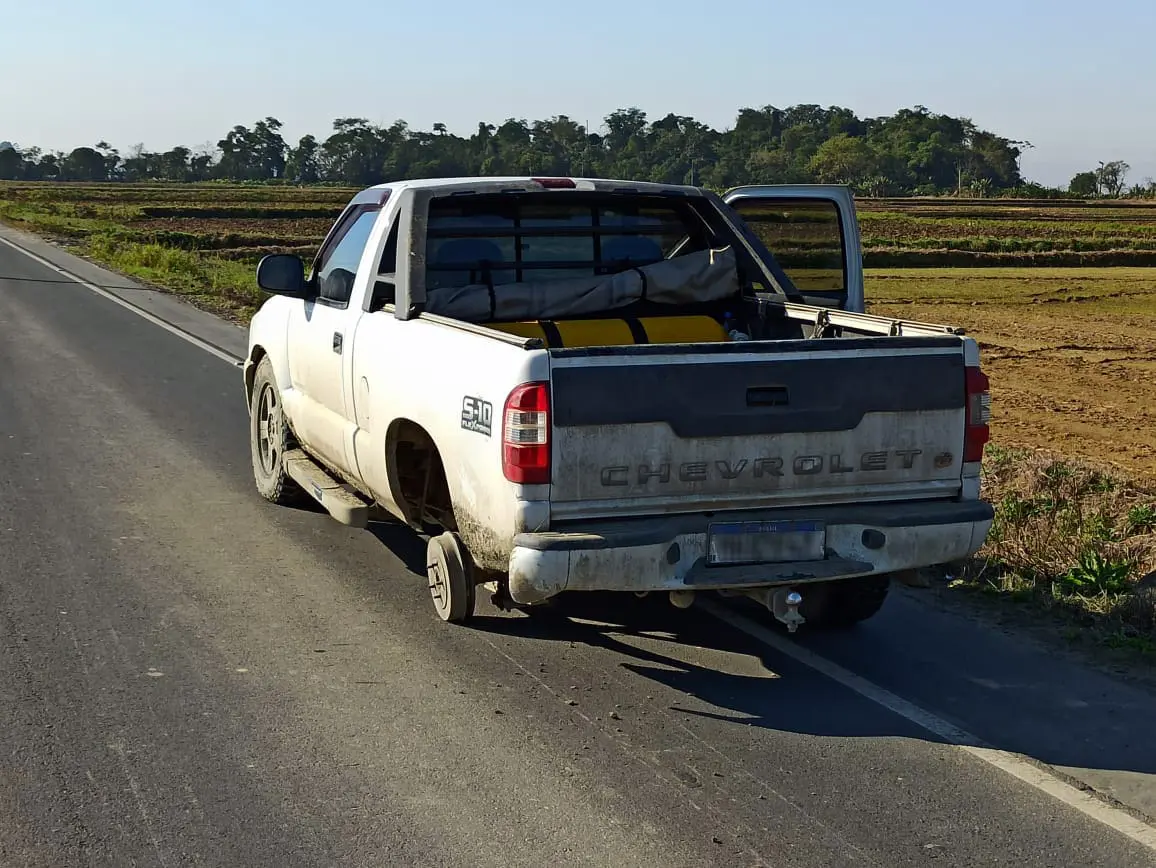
[425,194,727,294]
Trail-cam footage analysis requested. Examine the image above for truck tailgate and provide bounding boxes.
[546,337,969,519]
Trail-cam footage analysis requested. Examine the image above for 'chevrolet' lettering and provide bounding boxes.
[638,464,671,484]
[679,462,708,482]
[598,450,925,487]
[716,459,748,479]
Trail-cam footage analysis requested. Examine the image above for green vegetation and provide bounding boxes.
[860,198,1156,266]
[0,105,1037,195]
[949,447,1156,656]
[4,104,1148,199]
[0,182,346,320]
[85,235,258,322]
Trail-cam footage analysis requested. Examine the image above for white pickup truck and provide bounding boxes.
[243,176,994,631]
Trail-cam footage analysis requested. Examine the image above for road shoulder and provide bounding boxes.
[0,223,249,361]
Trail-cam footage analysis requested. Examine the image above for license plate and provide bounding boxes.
[706,520,826,566]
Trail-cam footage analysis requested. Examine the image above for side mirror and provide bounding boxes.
[256,254,307,297]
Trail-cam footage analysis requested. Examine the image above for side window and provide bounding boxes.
[369,216,400,312]
[316,208,379,305]
[729,198,846,298]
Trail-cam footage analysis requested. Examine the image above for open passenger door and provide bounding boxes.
[722,185,863,312]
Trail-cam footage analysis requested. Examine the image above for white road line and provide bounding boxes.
[0,234,243,367]
[5,230,1155,853]
[700,598,1156,853]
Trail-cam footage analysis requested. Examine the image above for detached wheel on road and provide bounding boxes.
[427,532,476,624]
[799,575,892,629]
[249,356,306,506]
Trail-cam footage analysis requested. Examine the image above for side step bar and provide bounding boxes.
[283,449,371,528]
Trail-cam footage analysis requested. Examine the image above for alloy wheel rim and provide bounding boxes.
[257,384,279,474]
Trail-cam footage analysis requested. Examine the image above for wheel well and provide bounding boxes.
[244,345,267,407]
[387,420,456,533]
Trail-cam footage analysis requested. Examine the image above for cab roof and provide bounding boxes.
[348,176,708,206]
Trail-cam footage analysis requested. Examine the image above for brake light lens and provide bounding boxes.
[502,383,551,484]
[964,367,991,462]
[531,177,577,189]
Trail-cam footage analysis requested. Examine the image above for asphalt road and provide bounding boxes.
[1,232,1154,867]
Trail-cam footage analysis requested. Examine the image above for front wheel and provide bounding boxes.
[797,575,892,629]
[249,356,307,506]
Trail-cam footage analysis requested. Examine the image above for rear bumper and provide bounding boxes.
[506,500,994,605]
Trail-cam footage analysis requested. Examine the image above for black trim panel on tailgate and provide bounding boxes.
[551,351,964,438]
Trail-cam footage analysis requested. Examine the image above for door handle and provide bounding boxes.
[333,332,343,354]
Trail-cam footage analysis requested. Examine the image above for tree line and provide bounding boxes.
[0,103,1147,197]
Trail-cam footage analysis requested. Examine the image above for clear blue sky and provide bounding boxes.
[4,0,1153,187]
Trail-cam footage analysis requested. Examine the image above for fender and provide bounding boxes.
[244,298,294,415]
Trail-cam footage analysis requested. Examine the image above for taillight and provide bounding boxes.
[502,382,550,484]
[964,367,991,463]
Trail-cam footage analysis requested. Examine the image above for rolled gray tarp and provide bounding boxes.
[423,247,740,322]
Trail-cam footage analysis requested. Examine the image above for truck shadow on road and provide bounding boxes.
[360,520,1156,791]
[474,593,955,738]
[467,590,1156,787]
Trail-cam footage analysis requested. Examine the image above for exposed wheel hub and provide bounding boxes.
[427,554,449,612]
[425,532,475,624]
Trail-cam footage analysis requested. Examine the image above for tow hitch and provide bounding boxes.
[770,589,805,633]
[719,586,807,633]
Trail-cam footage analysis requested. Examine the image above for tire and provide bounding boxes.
[426,532,476,624]
[249,355,308,506]
[797,575,892,629]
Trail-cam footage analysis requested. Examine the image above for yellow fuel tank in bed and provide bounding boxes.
[487,315,728,348]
